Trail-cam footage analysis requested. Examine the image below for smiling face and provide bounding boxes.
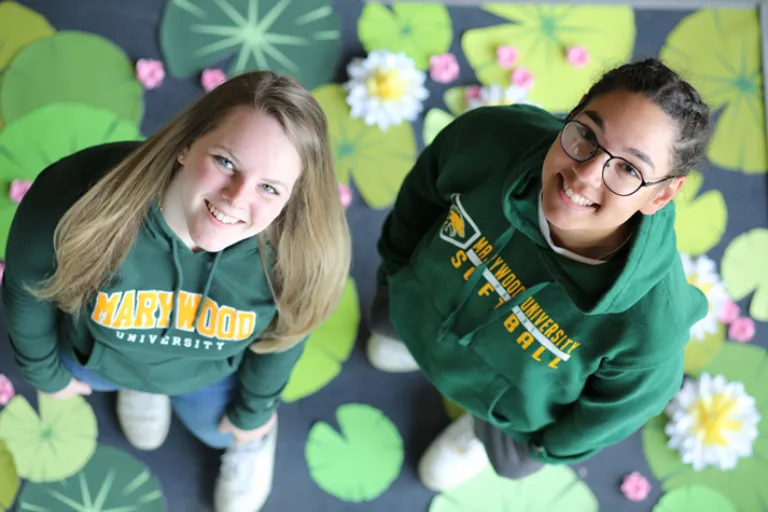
[162,107,302,253]
[541,89,685,250]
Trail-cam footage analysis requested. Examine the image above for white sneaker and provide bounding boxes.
[214,418,278,512]
[116,389,171,451]
[366,333,419,372]
[418,414,490,491]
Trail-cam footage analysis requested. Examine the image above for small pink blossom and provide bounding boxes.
[464,85,482,102]
[511,67,535,90]
[429,53,460,84]
[338,183,352,207]
[496,45,519,69]
[620,472,651,502]
[9,179,32,204]
[719,300,741,324]
[135,58,165,89]
[729,316,756,342]
[0,374,14,406]
[0,262,5,282]
[566,46,590,68]
[201,68,227,92]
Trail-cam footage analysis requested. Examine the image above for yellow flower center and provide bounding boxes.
[687,274,714,312]
[688,392,743,446]
[366,69,407,101]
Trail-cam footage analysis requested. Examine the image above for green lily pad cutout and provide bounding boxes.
[683,321,725,374]
[642,342,768,512]
[423,109,455,146]
[1,31,143,126]
[0,441,19,510]
[283,277,360,403]
[660,10,766,173]
[17,445,165,511]
[444,87,468,116]
[159,0,340,89]
[674,171,727,256]
[721,228,768,321]
[312,84,416,209]
[653,486,735,512]
[430,465,598,511]
[462,5,635,113]
[0,103,142,259]
[305,403,403,502]
[357,3,452,71]
[0,393,98,483]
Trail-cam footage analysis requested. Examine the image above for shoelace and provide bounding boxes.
[219,436,269,488]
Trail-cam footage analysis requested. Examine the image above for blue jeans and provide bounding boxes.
[61,355,238,449]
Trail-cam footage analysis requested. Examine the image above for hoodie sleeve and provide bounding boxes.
[225,338,307,430]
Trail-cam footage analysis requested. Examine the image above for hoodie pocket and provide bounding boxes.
[82,342,105,370]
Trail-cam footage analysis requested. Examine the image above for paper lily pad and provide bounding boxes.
[0,103,142,259]
[305,403,403,502]
[283,277,360,403]
[683,321,725,374]
[444,87,468,116]
[653,486,735,512]
[721,228,768,321]
[1,31,143,126]
[430,465,598,511]
[357,3,452,70]
[423,109,455,146]
[17,445,165,511]
[673,171,727,256]
[160,0,340,89]
[660,10,766,173]
[312,84,416,209]
[0,441,19,510]
[642,343,768,512]
[462,5,635,113]
[0,393,98,483]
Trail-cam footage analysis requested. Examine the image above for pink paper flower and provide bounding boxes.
[566,46,590,68]
[620,472,651,502]
[511,67,535,90]
[496,45,519,69]
[464,85,482,102]
[429,53,460,84]
[719,300,741,324]
[135,58,165,89]
[0,262,5,283]
[0,374,14,406]
[338,183,352,207]
[201,68,227,92]
[729,316,756,342]
[9,179,32,204]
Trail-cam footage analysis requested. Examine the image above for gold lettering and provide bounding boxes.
[544,322,560,338]
[91,292,121,326]
[113,291,136,329]
[471,237,489,253]
[567,341,581,354]
[494,264,511,280]
[218,306,236,340]
[156,292,174,328]
[176,291,202,331]
[561,339,573,351]
[517,332,534,350]
[549,357,561,369]
[532,346,546,361]
[135,291,158,328]
[478,282,494,296]
[463,267,475,280]
[504,313,520,332]
[479,244,493,261]
[490,257,505,272]
[451,250,467,268]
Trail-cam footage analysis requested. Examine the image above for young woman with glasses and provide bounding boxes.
[365,58,711,490]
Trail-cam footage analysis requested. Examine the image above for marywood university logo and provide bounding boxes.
[440,194,480,249]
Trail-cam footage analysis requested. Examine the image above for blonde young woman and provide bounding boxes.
[2,70,350,511]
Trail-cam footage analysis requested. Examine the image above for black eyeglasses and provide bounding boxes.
[559,120,672,196]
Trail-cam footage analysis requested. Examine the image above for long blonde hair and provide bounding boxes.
[33,70,351,353]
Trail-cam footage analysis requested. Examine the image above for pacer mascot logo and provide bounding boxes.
[439,194,480,250]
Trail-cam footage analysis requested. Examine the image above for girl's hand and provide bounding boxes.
[47,377,92,399]
[219,411,277,444]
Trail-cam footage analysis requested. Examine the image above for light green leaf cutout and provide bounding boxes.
[357,3,453,71]
[430,465,598,512]
[653,486,735,512]
[683,321,725,374]
[423,109,455,146]
[160,0,340,90]
[0,441,19,510]
[306,403,403,502]
[17,445,165,511]
[463,5,635,113]
[283,278,360,403]
[444,87,468,116]
[660,10,766,173]
[0,103,143,259]
[0,393,98,483]
[1,31,143,126]
[313,84,416,209]
[721,228,768,321]
[642,342,768,512]
[673,171,727,256]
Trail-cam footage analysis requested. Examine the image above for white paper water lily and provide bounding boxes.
[344,50,428,131]
[465,84,536,111]
[665,372,760,471]
[681,253,730,340]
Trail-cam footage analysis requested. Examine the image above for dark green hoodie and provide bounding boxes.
[378,105,707,464]
[2,142,304,430]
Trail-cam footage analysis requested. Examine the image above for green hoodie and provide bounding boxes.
[378,105,707,464]
[2,142,304,430]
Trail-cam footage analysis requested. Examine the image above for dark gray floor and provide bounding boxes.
[2,1,767,511]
